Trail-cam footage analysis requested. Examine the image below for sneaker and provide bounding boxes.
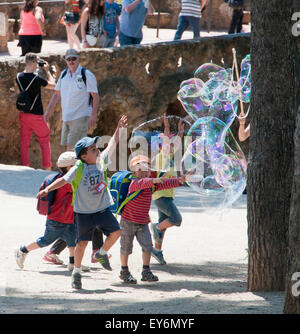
[141,270,159,282]
[68,263,90,272]
[71,272,82,289]
[151,249,167,265]
[14,249,27,269]
[150,223,163,244]
[94,251,112,271]
[43,251,64,265]
[120,270,137,284]
[92,250,112,264]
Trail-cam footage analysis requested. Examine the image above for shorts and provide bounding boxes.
[36,219,76,248]
[74,208,121,242]
[154,197,182,226]
[120,218,153,255]
[61,116,90,147]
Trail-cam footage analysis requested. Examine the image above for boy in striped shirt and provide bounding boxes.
[174,0,207,40]
[119,155,185,284]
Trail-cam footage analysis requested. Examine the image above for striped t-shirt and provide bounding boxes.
[121,177,181,224]
[180,0,202,18]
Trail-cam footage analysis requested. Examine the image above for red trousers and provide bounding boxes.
[19,112,51,168]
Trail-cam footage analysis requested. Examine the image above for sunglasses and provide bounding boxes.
[66,57,78,62]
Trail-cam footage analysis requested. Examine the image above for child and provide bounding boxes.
[15,151,78,270]
[119,154,185,284]
[151,115,184,265]
[37,115,127,289]
[103,0,121,47]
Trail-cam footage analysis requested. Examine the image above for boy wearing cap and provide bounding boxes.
[44,49,99,151]
[37,115,127,289]
[15,151,78,270]
[119,154,185,284]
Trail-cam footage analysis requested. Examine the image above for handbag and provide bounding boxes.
[86,34,98,46]
[64,11,80,24]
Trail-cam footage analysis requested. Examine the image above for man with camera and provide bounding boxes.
[16,52,56,170]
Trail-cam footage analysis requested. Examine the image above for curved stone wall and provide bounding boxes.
[0,33,250,169]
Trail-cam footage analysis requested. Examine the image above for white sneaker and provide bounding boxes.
[43,251,64,265]
[15,249,27,269]
[67,263,90,272]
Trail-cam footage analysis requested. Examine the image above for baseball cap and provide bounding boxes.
[75,136,99,159]
[65,48,80,60]
[129,155,151,168]
[56,151,77,168]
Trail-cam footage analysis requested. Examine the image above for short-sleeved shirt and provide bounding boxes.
[103,2,121,38]
[64,153,114,214]
[16,72,48,115]
[119,0,147,38]
[55,64,98,122]
[180,0,202,18]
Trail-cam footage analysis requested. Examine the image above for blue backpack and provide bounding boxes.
[109,171,142,216]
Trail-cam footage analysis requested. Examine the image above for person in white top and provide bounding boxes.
[174,0,207,40]
[44,49,99,151]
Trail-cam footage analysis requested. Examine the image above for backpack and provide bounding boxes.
[109,171,142,216]
[227,0,244,8]
[36,172,62,215]
[61,67,93,106]
[16,73,39,112]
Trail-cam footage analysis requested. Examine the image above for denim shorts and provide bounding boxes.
[154,197,182,226]
[120,218,153,255]
[74,208,121,242]
[36,219,76,248]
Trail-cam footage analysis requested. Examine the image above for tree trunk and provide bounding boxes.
[248,0,295,291]
[283,2,300,310]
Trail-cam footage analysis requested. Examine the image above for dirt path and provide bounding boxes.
[0,164,284,314]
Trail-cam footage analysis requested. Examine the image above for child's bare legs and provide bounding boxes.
[68,246,75,258]
[74,240,88,269]
[101,230,121,252]
[25,242,40,252]
[155,218,173,251]
[66,23,81,49]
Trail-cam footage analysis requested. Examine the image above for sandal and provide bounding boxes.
[120,270,137,284]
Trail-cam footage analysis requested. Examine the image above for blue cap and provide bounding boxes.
[75,136,99,158]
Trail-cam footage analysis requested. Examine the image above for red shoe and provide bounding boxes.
[91,249,99,263]
[43,251,64,265]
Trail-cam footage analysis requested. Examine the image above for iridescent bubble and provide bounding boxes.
[238,54,251,103]
[181,116,247,210]
[130,115,192,172]
[177,78,210,120]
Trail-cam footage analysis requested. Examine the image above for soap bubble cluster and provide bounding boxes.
[129,54,250,211]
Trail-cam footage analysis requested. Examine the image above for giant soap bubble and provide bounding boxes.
[130,115,192,172]
[177,54,250,210]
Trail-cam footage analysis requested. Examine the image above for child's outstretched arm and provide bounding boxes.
[36,178,67,199]
[154,175,185,191]
[103,115,127,158]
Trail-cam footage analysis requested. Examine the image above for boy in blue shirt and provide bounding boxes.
[103,0,121,47]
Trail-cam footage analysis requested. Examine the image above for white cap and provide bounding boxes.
[56,151,77,168]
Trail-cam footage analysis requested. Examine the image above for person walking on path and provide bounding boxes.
[18,0,46,56]
[119,0,153,46]
[44,49,99,151]
[16,53,56,170]
[174,0,207,41]
[37,115,127,289]
[81,0,106,48]
[119,154,186,284]
[226,0,244,34]
[15,151,78,271]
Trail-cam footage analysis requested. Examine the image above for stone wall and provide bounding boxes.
[149,0,251,30]
[0,0,67,40]
[0,33,250,169]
